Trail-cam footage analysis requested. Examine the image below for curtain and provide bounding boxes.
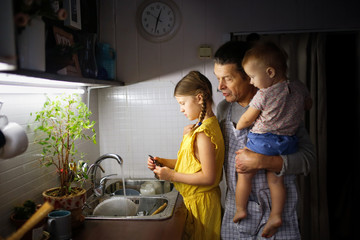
[299,33,329,240]
[232,32,330,239]
[274,33,329,240]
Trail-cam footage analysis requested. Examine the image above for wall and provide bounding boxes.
[97,79,195,178]
[0,90,100,236]
[101,0,360,84]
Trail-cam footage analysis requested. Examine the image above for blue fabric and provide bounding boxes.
[247,132,298,156]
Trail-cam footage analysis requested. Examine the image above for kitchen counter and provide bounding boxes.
[73,195,187,240]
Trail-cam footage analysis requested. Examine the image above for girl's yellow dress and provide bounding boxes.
[174,116,225,240]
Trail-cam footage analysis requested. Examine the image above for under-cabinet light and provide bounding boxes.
[0,72,87,87]
[0,84,85,94]
[0,63,16,71]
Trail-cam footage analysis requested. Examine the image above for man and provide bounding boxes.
[214,40,315,239]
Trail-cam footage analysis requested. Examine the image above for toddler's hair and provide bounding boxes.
[174,71,213,131]
[242,41,288,78]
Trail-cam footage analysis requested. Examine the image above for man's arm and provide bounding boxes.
[236,123,315,176]
[235,148,283,173]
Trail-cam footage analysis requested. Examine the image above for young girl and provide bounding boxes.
[233,42,312,238]
[147,71,225,240]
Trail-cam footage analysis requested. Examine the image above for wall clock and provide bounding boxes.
[136,0,182,43]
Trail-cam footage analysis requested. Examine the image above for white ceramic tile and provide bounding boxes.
[97,79,192,178]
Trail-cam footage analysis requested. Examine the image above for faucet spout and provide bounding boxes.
[87,163,105,176]
[89,153,124,196]
[95,153,123,165]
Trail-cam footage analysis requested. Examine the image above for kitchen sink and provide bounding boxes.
[105,179,174,195]
[83,178,178,220]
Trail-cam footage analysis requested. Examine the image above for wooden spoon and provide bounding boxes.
[151,202,167,216]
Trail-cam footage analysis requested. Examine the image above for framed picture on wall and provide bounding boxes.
[52,26,82,77]
[63,0,82,30]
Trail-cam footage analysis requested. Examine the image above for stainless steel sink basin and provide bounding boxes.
[105,179,173,195]
[83,178,178,220]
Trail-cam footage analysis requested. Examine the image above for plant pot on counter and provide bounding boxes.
[42,187,86,229]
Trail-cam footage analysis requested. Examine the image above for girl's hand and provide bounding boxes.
[183,124,193,135]
[153,166,174,181]
[147,156,156,171]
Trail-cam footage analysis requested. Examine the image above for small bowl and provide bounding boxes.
[113,189,140,196]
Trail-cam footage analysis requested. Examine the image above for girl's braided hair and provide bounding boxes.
[174,71,213,132]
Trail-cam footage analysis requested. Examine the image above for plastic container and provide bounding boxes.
[140,183,155,195]
[96,43,116,80]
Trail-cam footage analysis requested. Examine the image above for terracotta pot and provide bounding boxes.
[42,187,86,229]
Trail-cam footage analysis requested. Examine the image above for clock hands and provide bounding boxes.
[154,10,162,33]
[138,1,180,42]
[149,13,160,20]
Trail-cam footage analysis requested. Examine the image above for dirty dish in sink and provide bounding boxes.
[93,197,138,216]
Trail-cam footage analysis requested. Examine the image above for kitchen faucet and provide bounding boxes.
[87,153,124,196]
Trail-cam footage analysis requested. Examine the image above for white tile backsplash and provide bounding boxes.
[98,78,193,179]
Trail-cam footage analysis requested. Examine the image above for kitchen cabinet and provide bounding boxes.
[0,0,17,71]
[3,69,123,87]
[0,0,123,87]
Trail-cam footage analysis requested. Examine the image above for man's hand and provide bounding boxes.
[235,148,262,173]
[235,148,283,173]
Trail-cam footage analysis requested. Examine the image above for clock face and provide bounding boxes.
[137,0,181,42]
[142,2,174,36]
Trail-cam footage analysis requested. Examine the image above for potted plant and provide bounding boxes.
[32,94,96,227]
[11,200,37,223]
[10,200,44,240]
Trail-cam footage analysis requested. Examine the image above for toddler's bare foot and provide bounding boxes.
[262,214,282,238]
[233,209,247,223]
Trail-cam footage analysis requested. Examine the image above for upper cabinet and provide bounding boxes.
[0,0,17,71]
[1,0,123,86]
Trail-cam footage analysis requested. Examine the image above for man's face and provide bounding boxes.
[214,63,254,105]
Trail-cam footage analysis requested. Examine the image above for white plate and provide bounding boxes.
[93,197,138,216]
